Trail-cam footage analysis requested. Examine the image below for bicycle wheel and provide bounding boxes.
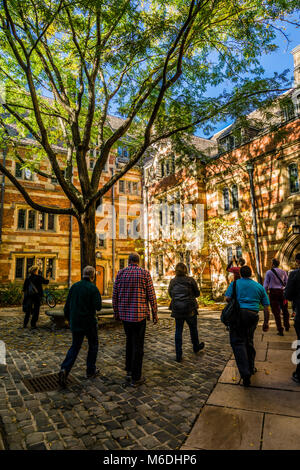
[46,294,56,308]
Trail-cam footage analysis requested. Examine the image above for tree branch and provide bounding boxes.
[0,159,76,216]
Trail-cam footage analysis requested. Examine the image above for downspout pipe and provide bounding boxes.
[68,174,74,288]
[247,161,262,284]
[68,206,73,288]
[111,166,116,282]
[0,147,7,245]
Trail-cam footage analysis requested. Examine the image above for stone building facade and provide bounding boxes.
[145,45,300,299]
[1,46,299,300]
[0,143,142,296]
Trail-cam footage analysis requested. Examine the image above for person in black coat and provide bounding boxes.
[285,253,300,383]
[22,265,49,329]
[168,263,205,362]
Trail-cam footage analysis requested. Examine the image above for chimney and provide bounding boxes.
[292,45,300,86]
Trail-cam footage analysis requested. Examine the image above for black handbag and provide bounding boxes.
[221,280,240,327]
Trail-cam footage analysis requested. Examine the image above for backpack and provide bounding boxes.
[171,280,195,316]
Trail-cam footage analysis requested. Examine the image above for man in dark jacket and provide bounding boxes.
[168,263,204,362]
[58,266,102,387]
[285,253,300,384]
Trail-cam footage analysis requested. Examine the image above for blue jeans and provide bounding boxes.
[60,327,99,376]
[175,315,200,358]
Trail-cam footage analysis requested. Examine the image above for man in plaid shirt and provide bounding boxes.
[113,253,158,387]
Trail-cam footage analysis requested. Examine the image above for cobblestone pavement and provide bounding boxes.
[0,311,231,450]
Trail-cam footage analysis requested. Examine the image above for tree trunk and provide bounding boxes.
[78,203,96,274]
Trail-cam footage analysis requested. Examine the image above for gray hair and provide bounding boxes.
[83,265,96,279]
[128,253,140,264]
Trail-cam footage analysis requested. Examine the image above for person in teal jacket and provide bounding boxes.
[225,265,270,387]
[58,266,102,387]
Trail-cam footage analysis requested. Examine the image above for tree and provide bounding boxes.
[0,0,298,271]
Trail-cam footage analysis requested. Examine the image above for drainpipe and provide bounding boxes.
[145,185,150,270]
[111,166,116,282]
[68,172,74,288]
[0,147,7,245]
[68,205,73,288]
[246,161,262,284]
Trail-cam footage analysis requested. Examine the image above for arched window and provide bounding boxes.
[289,163,299,194]
[231,185,239,210]
[223,188,230,212]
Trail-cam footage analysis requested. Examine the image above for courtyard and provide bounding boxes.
[1,306,300,451]
[0,308,231,451]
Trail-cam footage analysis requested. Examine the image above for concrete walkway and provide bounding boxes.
[181,318,300,450]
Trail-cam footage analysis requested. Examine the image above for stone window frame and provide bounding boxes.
[15,162,34,181]
[223,187,230,213]
[288,162,299,195]
[119,180,125,194]
[13,253,56,281]
[16,206,57,232]
[231,184,239,210]
[119,257,127,271]
[155,254,164,277]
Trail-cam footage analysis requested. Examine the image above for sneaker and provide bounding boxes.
[130,377,146,387]
[194,342,205,353]
[292,372,300,384]
[86,369,100,379]
[58,369,68,388]
[242,375,251,387]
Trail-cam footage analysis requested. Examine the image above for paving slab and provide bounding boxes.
[262,414,300,450]
[262,331,295,343]
[266,349,294,363]
[268,342,293,350]
[207,383,300,417]
[182,405,263,450]
[0,313,232,451]
[219,365,240,385]
[254,348,268,361]
[249,361,299,391]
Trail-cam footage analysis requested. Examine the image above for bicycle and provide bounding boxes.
[42,288,57,308]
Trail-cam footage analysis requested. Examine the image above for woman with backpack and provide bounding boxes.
[22,265,49,329]
[168,263,205,362]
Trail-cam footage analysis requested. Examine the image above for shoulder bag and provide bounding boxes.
[221,281,240,327]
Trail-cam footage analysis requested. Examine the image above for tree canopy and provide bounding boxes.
[0,0,298,266]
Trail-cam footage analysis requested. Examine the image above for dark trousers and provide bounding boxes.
[60,327,99,376]
[294,302,300,378]
[269,289,290,333]
[229,310,259,379]
[123,319,146,381]
[23,295,41,327]
[175,314,200,358]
